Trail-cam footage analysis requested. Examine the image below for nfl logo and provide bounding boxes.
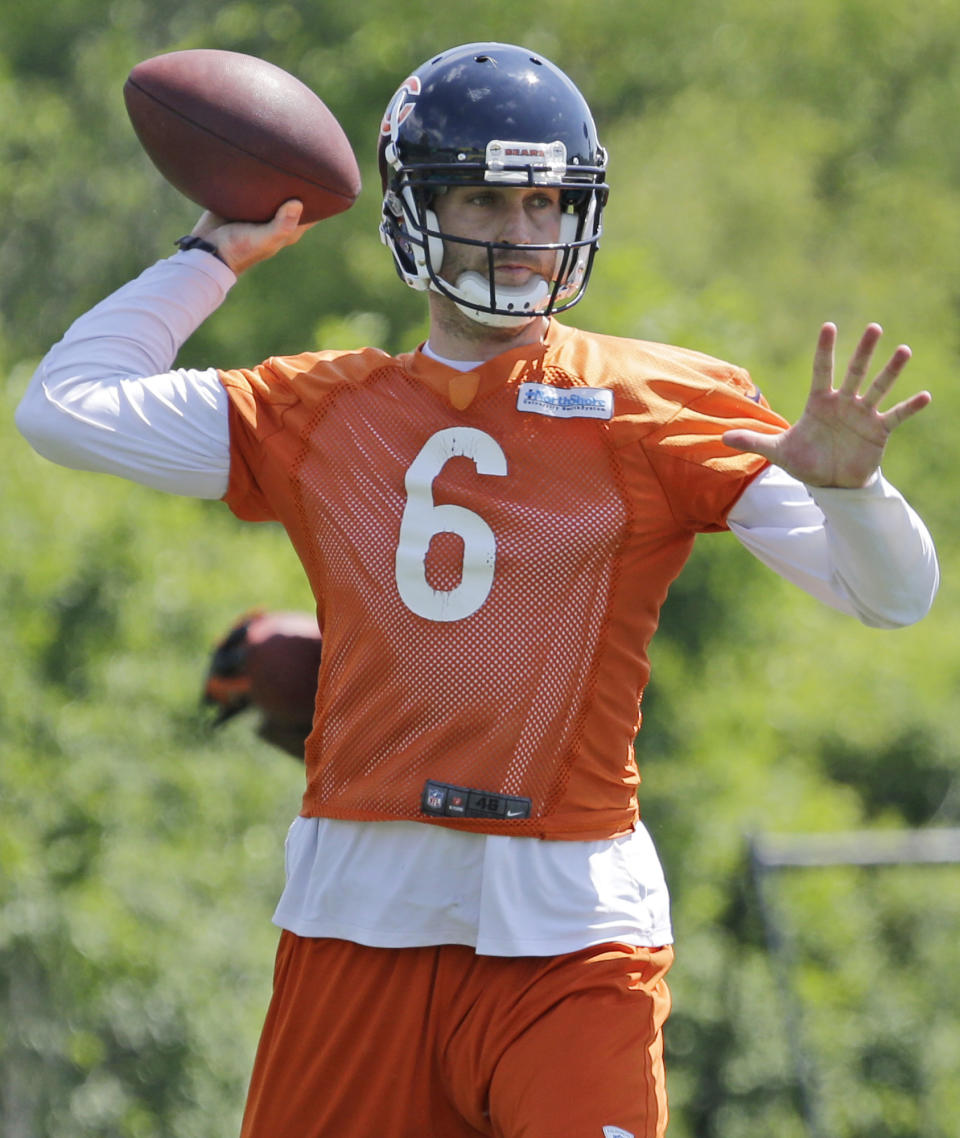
[426,787,446,812]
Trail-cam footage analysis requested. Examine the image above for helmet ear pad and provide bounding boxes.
[383,187,447,292]
[552,195,599,301]
[422,204,446,285]
[379,189,424,290]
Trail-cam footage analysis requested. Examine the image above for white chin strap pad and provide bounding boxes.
[449,271,550,327]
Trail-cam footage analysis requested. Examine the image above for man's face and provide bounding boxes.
[430,185,563,290]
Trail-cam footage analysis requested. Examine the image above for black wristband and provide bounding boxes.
[174,234,227,264]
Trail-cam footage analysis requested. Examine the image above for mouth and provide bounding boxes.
[492,258,547,283]
[493,252,544,270]
[495,266,537,282]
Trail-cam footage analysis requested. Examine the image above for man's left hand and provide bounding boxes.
[723,322,932,487]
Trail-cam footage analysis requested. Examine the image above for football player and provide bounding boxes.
[17,42,938,1138]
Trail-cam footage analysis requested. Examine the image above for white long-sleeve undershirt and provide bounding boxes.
[14,252,940,955]
[15,250,940,630]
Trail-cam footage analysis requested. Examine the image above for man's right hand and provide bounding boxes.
[186,199,316,275]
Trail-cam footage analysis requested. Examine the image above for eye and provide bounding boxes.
[526,191,560,212]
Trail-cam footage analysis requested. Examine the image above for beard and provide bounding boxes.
[428,289,539,347]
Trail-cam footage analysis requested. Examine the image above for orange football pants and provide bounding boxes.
[239,932,673,1138]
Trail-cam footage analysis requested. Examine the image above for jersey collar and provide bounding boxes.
[399,319,574,410]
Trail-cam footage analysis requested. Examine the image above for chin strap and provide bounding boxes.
[446,271,551,328]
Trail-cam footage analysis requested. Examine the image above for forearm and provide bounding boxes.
[728,465,939,628]
[15,250,236,497]
[807,475,939,627]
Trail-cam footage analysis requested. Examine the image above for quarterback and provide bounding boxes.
[16,42,938,1138]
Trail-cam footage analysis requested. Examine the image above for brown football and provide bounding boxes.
[243,610,323,725]
[123,49,361,223]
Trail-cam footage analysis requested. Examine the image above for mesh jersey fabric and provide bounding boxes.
[220,319,786,840]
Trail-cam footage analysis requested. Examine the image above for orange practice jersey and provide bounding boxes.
[220,320,787,839]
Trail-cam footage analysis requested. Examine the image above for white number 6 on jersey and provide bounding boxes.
[395,428,507,622]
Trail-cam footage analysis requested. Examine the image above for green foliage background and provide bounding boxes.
[2,2,959,1136]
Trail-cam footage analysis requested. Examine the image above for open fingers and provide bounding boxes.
[861,343,912,409]
[810,322,837,393]
[839,322,884,396]
[879,388,932,430]
[827,323,917,414]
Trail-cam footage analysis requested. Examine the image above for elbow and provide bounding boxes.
[15,382,53,453]
[858,605,933,631]
[851,565,941,630]
[15,373,78,466]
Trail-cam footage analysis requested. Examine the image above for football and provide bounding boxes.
[242,610,324,725]
[204,609,323,725]
[123,49,361,223]
[203,610,322,759]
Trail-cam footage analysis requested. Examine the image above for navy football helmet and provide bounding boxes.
[378,43,609,327]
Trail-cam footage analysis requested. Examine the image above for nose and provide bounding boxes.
[499,200,534,245]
